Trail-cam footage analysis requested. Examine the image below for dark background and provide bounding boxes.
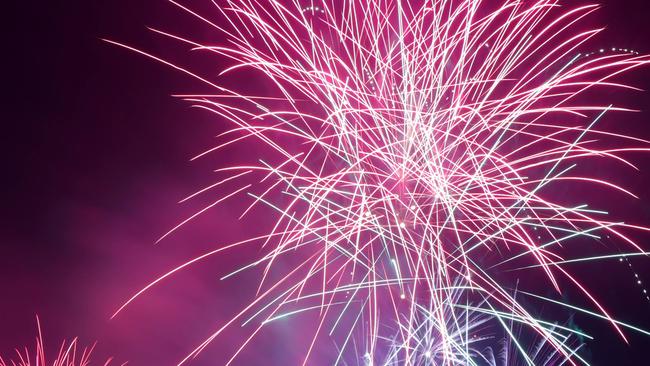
[2,0,650,365]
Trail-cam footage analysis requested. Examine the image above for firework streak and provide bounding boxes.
[108,0,650,364]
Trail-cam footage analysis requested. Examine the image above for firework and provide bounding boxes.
[0,317,119,366]
[109,0,650,364]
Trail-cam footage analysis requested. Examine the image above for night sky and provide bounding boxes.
[3,0,650,365]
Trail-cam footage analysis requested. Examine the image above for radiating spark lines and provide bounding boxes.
[0,317,120,366]
[108,0,650,364]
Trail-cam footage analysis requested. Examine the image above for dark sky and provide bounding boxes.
[3,1,650,365]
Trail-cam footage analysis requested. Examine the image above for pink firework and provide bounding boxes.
[109,0,650,364]
[0,317,119,366]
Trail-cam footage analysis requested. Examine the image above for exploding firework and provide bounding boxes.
[109,0,650,364]
[0,317,119,366]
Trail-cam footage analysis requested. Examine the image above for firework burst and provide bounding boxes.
[109,0,650,364]
[0,317,119,366]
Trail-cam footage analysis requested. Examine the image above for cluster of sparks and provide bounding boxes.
[0,317,119,366]
[107,0,650,364]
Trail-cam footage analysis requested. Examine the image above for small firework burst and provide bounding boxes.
[0,317,120,366]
